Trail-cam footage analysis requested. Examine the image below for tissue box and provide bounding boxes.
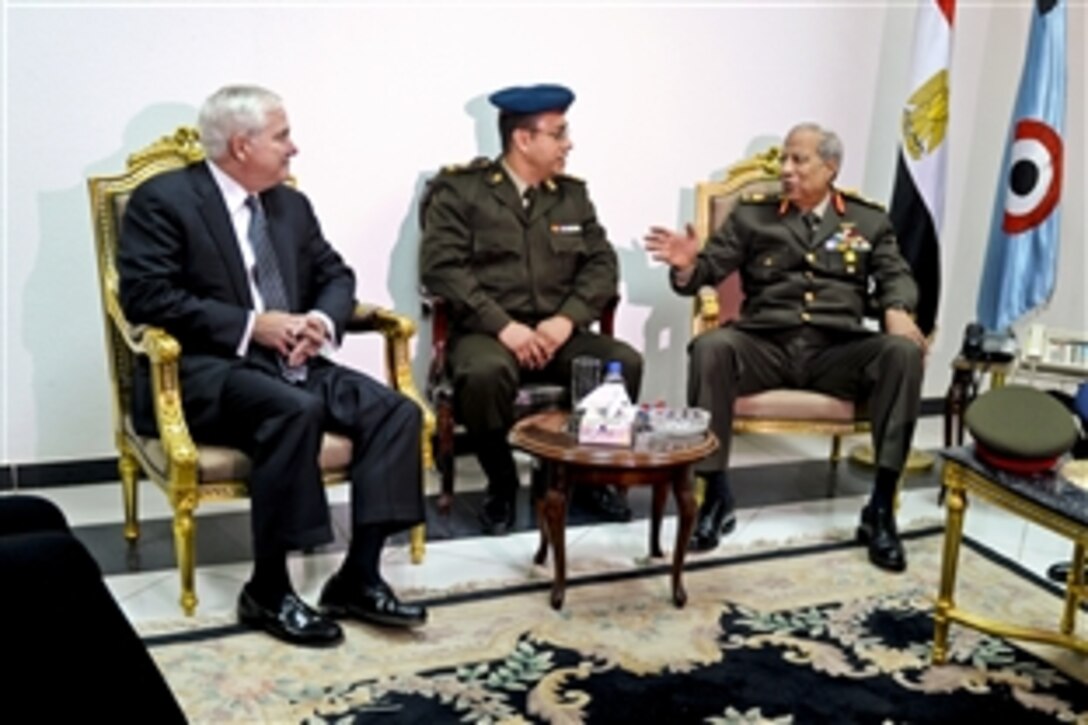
[578,413,634,447]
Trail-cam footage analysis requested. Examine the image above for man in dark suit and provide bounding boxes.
[420,84,643,535]
[645,123,926,572]
[119,85,427,647]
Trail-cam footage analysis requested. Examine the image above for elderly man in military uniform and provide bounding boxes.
[644,123,926,572]
[420,84,643,535]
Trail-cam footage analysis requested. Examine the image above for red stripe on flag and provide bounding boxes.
[937,0,956,25]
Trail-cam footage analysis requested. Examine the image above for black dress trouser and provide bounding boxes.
[0,495,186,721]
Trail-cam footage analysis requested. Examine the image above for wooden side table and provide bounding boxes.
[944,357,1013,447]
[933,448,1088,662]
[509,411,718,610]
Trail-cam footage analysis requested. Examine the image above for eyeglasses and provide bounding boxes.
[532,126,570,142]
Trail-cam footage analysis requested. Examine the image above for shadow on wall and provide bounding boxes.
[619,134,782,407]
[24,103,196,461]
[386,169,437,393]
[387,94,501,394]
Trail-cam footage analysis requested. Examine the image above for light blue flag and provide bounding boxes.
[976,0,1066,333]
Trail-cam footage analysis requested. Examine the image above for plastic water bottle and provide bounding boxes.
[600,361,630,416]
[603,360,625,386]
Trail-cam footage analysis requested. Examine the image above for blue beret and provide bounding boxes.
[489,84,575,115]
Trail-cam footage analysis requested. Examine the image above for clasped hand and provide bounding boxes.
[499,316,573,369]
[253,312,327,366]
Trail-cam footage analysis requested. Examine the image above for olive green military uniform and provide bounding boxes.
[673,190,923,473]
[420,158,642,498]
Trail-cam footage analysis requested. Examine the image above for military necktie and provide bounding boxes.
[245,195,307,383]
[522,186,536,213]
[802,211,821,246]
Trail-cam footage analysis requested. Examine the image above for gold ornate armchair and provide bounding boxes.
[693,146,869,463]
[88,126,434,615]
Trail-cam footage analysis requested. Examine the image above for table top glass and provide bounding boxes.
[942,447,1088,526]
[509,411,717,468]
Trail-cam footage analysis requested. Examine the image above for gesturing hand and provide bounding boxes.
[644,223,700,270]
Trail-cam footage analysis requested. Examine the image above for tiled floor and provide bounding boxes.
[10,416,1079,624]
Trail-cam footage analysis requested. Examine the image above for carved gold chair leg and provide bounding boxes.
[173,506,198,616]
[118,444,141,541]
[693,474,706,508]
[409,524,426,565]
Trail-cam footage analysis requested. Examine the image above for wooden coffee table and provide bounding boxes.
[509,411,718,610]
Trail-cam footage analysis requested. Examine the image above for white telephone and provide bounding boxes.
[1024,324,1047,361]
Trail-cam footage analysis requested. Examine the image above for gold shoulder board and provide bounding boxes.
[740,192,779,204]
[839,188,886,211]
[441,156,491,175]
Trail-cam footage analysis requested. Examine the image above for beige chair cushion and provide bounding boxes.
[123,416,352,484]
[735,390,856,422]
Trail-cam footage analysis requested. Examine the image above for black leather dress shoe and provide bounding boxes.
[237,587,344,647]
[573,485,632,522]
[319,575,427,628]
[856,505,907,573]
[689,498,736,553]
[479,498,516,536]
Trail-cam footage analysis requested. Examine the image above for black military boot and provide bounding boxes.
[475,432,520,536]
[690,472,736,553]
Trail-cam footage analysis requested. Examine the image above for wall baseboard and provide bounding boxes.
[1,458,119,490]
[2,401,948,490]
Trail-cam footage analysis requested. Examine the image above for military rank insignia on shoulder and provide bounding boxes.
[739,192,779,204]
[440,156,491,175]
[838,188,886,211]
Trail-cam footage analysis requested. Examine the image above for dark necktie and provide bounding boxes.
[245,195,307,383]
[802,211,821,246]
[522,186,536,213]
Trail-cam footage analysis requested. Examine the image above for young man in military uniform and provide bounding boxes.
[645,123,927,572]
[420,84,643,535]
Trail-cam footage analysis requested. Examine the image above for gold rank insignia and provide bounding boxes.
[838,188,885,211]
[741,192,777,205]
[442,156,492,175]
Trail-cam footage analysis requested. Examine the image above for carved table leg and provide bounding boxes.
[541,464,569,610]
[671,464,697,608]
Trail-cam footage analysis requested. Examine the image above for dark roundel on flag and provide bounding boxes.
[1037,0,1058,16]
[1002,118,1063,235]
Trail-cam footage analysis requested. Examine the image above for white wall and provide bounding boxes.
[2,2,1085,465]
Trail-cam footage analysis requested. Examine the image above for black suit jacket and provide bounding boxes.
[118,162,356,435]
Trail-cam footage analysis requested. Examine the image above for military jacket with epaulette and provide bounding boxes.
[673,190,918,333]
[419,158,618,336]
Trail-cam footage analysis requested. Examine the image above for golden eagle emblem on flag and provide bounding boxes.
[901,69,949,160]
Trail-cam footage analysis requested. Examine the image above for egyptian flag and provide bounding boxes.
[888,0,955,337]
[977,0,1066,333]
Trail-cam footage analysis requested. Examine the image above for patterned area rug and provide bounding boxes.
[143,529,1088,723]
